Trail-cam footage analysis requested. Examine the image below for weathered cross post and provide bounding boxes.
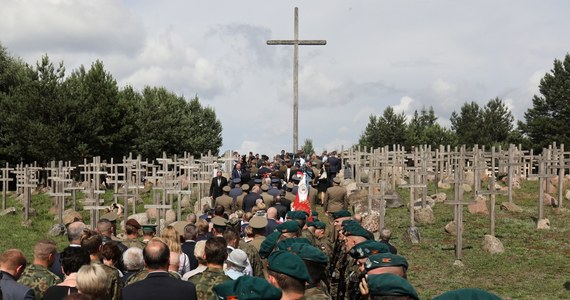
[1,163,14,210]
[267,7,326,152]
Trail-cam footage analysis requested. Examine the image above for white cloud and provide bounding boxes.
[393,96,414,114]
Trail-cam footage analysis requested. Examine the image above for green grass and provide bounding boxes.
[1,179,569,299]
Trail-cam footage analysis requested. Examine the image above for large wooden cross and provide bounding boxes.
[267,7,326,152]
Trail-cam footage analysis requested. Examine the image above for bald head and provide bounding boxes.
[143,238,170,271]
[267,207,278,219]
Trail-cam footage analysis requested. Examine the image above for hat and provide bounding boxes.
[259,231,281,259]
[261,184,269,191]
[349,240,390,259]
[213,275,282,300]
[254,178,262,185]
[100,211,117,222]
[286,182,294,190]
[271,178,281,184]
[241,184,250,191]
[311,211,319,217]
[288,243,329,265]
[312,221,326,230]
[365,253,409,271]
[331,210,351,220]
[276,238,311,251]
[232,178,241,184]
[141,224,157,232]
[250,216,268,229]
[276,221,300,233]
[268,250,312,283]
[306,221,316,228]
[212,216,228,227]
[222,186,231,192]
[432,288,502,300]
[343,222,372,240]
[333,177,341,184]
[286,210,307,220]
[170,221,189,236]
[366,274,419,299]
[126,219,141,229]
[226,248,248,268]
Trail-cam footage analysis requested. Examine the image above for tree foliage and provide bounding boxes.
[519,53,570,151]
[0,43,223,165]
[301,139,315,157]
[358,106,407,150]
[405,107,456,148]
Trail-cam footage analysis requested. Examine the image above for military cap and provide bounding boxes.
[267,250,312,283]
[271,177,281,184]
[222,185,231,192]
[276,238,311,251]
[288,243,329,265]
[311,211,319,217]
[286,210,307,220]
[312,221,326,230]
[259,231,281,259]
[333,177,341,184]
[291,175,301,182]
[276,221,300,233]
[349,240,390,259]
[126,218,141,229]
[254,178,262,185]
[331,210,351,219]
[432,288,502,300]
[232,178,241,184]
[170,221,189,236]
[141,224,157,232]
[250,216,268,229]
[343,222,372,240]
[341,219,359,227]
[261,184,269,191]
[241,184,250,191]
[213,275,282,300]
[365,253,409,271]
[306,221,316,228]
[212,216,228,227]
[100,211,117,222]
[366,273,419,299]
[285,182,294,190]
[227,217,241,227]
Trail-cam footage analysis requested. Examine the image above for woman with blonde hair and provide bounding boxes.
[76,264,109,300]
[160,225,191,275]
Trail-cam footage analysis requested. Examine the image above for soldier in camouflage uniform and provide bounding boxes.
[287,211,316,245]
[124,269,181,285]
[286,243,331,300]
[312,221,333,259]
[18,240,62,300]
[80,230,123,300]
[188,237,232,299]
[122,219,146,249]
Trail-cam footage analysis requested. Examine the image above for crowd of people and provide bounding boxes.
[0,150,503,299]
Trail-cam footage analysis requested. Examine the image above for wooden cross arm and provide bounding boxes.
[267,40,327,45]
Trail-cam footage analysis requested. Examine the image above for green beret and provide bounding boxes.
[250,216,268,229]
[312,221,326,230]
[286,210,307,220]
[276,238,311,251]
[432,288,502,300]
[341,219,358,227]
[342,222,372,240]
[288,243,328,265]
[349,240,390,259]
[276,221,300,233]
[365,253,409,271]
[212,216,228,227]
[212,276,282,300]
[306,221,316,228]
[311,211,319,217]
[331,210,351,219]
[367,273,419,299]
[268,250,312,283]
[259,231,281,259]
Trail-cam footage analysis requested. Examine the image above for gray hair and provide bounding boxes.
[122,247,144,271]
[67,222,86,242]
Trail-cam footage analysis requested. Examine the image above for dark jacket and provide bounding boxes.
[122,271,197,300]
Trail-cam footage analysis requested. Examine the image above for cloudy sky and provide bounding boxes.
[1,1,569,156]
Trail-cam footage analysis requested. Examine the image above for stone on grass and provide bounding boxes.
[553,207,570,215]
[431,193,447,203]
[565,190,570,201]
[147,208,158,220]
[23,207,37,218]
[453,260,465,267]
[165,209,176,225]
[22,220,33,227]
[405,226,421,244]
[180,195,191,209]
[194,197,212,215]
[127,213,148,227]
[385,191,403,208]
[362,214,380,233]
[49,224,66,236]
[481,234,504,254]
[500,202,523,213]
[438,181,451,190]
[62,209,82,225]
[462,183,473,193]
[0,207,16,216]
[536,218,550,230]
[542,194,557,207]
[468,195,488,215]
[444,221,463,236]
[414,206,436,224]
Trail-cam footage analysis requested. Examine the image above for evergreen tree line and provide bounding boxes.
[0,44,222,166]
[359,53,570,153]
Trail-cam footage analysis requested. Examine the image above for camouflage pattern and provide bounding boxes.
[122,238,146,250]
[346,256,362,300]
[315,235,333,259]
[250,236,265,252]
[305,284,332,300]
[18,264,62,300]
[124,269,180,286]
[301,228,316,245]
[93,261,122,300]
[188,267,232,300]
[327,239,348,299]
[238,239,264,277]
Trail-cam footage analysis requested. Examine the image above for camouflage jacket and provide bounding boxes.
[18,264,61,300]
[189,267,232,300]
[315,235,333,259]
[122,238,146,250]
[238,239,264,277]
[305,284,332,300]
[93,261,122,300]
[124,269,180,285]
[301,228,316,245]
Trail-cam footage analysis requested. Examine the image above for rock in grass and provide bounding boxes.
[468,196,488,215]
[445,221,463,236]
[481,234,504,254]
[0,207,16,216]
[49,224,66,236]
[414,206,435,224]
[537,218,550,230]
[405,226,421,244]
[453,260,464,267]
[500,202,522,213]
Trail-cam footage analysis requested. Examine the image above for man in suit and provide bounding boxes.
[0,249,35,300]
[209,170,228,201]
[122,239,197,300]
[231,163,243,181]
[326,151,341,185]
[181,224,199,271]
